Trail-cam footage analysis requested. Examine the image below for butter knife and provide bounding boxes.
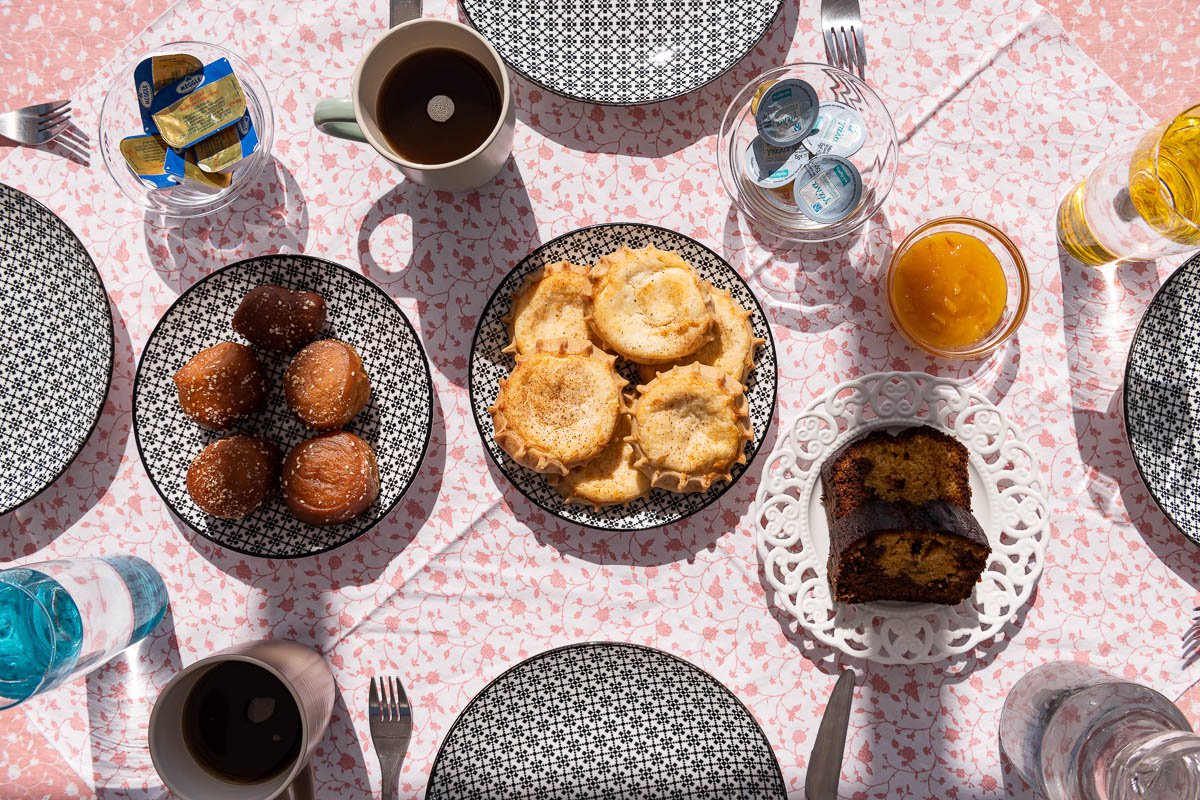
[805,669,856,800]
[389,0,421,27]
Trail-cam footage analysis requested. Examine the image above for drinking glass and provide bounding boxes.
[0,555,169,709]
[1057,103,1200,265]
[1000,662,1200,799]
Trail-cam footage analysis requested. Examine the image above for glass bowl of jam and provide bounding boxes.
[886,217,1029,359]
[98,41,274,219]
[718,62,898,242]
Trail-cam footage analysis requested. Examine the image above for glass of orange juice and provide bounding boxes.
[886,217,1029,359]
[1057,103,1200,266]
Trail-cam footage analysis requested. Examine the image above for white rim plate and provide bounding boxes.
[752,371,1049,665]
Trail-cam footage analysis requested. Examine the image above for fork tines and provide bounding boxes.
[824,25,867,79]
[370,675,412,722]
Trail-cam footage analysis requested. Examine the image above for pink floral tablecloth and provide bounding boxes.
[2,0,1199,798]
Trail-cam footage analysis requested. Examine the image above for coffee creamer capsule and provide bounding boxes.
[119,133,179,189]
[134,54,203,132]
[151,58,247,149]
[791,155,863,224]
[742,136,811,189]
[803,101,867,158]
[754,78,819,147]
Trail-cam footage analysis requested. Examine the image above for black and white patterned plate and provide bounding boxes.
[1125,251,1200,546]
[0,184,113,514]
[469,223,777,530]
[133,255,433,558]
[427,642,785,800]
[460,0,783,105]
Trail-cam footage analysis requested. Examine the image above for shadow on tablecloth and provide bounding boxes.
[143,156,310,295]
[358,155,541,390]
[1059,245,1200,592]
[0,297,132,561]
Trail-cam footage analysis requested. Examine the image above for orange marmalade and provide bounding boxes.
[890,231,1007,348]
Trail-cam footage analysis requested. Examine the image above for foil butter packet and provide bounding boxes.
[162,144,233,190]
[194,111,258,173]
[134,54,204,132]
[119,133,179,189]
[150,57,247,149]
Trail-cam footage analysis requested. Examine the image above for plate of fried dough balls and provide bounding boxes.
[469,223,777,530]
[134,254,433,557]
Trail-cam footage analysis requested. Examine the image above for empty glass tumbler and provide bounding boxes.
[0,555,168,709]
[1001,662,1200,799]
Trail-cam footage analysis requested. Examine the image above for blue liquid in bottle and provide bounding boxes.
[0,556,167,708]
[0,569,84,706]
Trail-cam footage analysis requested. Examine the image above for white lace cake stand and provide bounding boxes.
[753,371,1048,665]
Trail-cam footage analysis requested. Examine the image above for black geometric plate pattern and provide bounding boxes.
[133,255,433,558]
[469,223,777,530]
[460,0,783,105]
[426,642,786,800]
[1125,251,1200,546]
[0,184,113,514]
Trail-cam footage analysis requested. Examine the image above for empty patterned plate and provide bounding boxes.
[469,223,777,530]
[133,254,433,558]
[459,0,783,105]
[0,184,113,514]
[426,642,785,800]
[1125,251,1200,545]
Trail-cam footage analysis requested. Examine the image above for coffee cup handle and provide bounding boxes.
[313,98,367,143]
[279,761,315,800]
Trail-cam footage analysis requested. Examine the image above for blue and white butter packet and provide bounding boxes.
[119,133,179,189]
[162,143,232,190]
[133,54,203,133]
[149,57,247,149]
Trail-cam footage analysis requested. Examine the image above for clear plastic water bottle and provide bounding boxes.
[0,555,168,708]
[1000,662,1200,799]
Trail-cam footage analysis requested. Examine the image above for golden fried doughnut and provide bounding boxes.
[232,284,326,352]
[284,339,371,431]
[173,341,268,430]
[186,435,280,519]
[281,431,380,525]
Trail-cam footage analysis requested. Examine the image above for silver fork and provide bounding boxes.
[822,0,867,80]
[0,100,71,146]
[369,675,413,800]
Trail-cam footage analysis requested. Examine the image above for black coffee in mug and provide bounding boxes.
[376,48,502,165]
[182,661,303,784]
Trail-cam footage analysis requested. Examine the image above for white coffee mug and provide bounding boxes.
[148,640,336,800]
[313,18,515,191]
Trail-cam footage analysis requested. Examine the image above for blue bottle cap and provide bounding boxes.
[803,101,868,158]
[742,136,812,188]
[754,78,820,147]
[791,155,864,224]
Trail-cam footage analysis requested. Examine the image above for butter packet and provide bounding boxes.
[150,58,247,149]
[162,144,233,190]
[119,133,180,189]
[194,111,258,173]
[134,54,203,132]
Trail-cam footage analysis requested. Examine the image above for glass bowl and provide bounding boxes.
[886,217,1029,359]
[99,41,274,219]
[718,62,898,242]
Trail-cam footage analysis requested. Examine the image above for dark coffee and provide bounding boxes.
[182,661,302,784]
[376,48,502,165]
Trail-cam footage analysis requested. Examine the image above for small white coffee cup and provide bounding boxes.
[313,18,515,191]
[148,640,336,800]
